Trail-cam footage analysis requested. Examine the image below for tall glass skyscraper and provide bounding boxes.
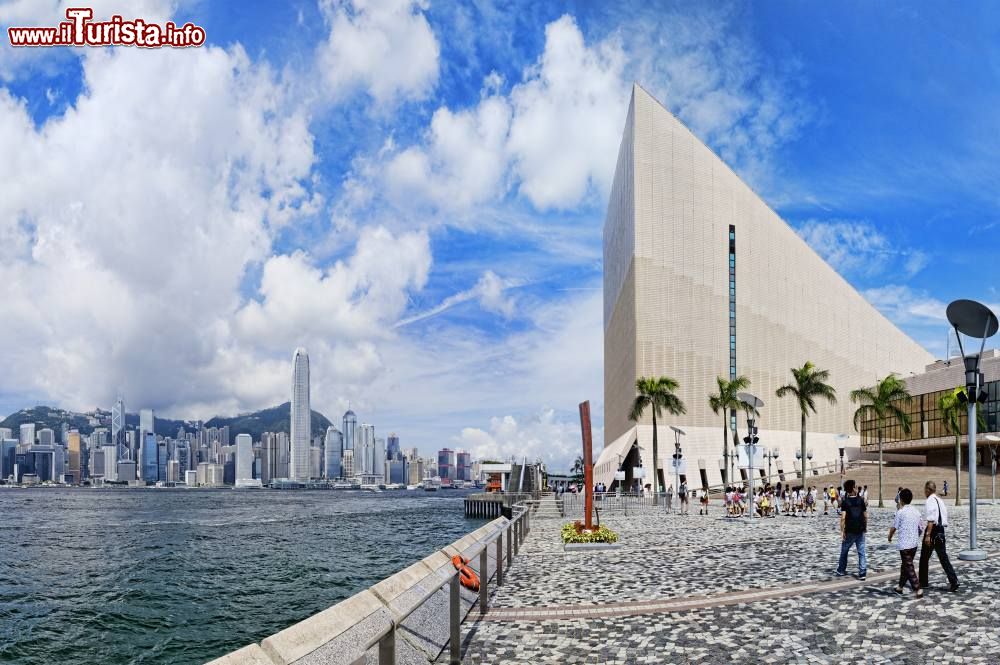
[387,434,400,460]
[112,395,125,461]
[289,348,311,481]
[324,427,343,479]
[342,409,356,452]
[141,433,158,483]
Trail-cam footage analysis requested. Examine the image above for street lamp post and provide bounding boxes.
[806,449,814,481]
[670,426,686,515]
[835,434,849,479]
[946,299,998,562]
[737,393,763,521]
[764,447,778,486]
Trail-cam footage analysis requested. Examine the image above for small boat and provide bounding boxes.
[360,484,382,493]
[424,479,440,492]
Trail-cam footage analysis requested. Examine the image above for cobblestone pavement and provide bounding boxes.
[445,498,1000,664]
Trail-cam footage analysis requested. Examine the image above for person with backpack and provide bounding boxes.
[679,480,689,515]
[836,479,867,580]
[888,487,923,598]
[919,480,959,592]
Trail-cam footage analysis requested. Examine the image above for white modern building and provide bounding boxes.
[597,84,933,491]
[140,408,154,435]
[19,423,35,450]
[289,347,311,480]
[235,433,261,488]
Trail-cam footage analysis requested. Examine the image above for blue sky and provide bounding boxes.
[2,0,999,470]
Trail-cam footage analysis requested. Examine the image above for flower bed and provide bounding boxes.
[561,521,619,544]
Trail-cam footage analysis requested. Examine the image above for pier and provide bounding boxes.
[462,492,539,519]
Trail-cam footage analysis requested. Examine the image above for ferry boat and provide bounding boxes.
[423,478,440,492]
[360,484,382,493]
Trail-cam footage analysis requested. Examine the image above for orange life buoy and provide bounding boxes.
[451,554,480,591]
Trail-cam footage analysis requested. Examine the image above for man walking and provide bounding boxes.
[919,480,959,592]
[836,479,867,580]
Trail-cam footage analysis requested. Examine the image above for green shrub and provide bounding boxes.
[561,521,619,544]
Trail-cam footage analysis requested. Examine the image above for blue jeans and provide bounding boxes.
[837,532,867,576]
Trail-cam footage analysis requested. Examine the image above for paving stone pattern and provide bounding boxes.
[446,497,1000,664]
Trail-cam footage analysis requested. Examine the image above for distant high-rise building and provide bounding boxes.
[19,423,35,451]
[324,427,343,479]
[139,409,154,435]
[342,449,354,478]
[0,428,11,442]
[165,460,180,483]
[405,447,419,462]
[141,433,158,483]
[438,448,455,480]
[289,348,311,481]
[37,428,55,446]
[112,395,125,460]
[342,409,357,452]
[1,439,17,482]
[157,441,168,482]
[235,434,258,487]
[175,442,191,474]
[102,444,118,480]
[310,446,323,480]
[387,434,400,460]
[66,430,82,484]
[387,458,408,484]
[457,451,472,482]
[374,437,386,482]
[117,460,137,482]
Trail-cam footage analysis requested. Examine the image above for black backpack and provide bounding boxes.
[844,496,866,533]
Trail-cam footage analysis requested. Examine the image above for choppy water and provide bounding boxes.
[0,488,485,664]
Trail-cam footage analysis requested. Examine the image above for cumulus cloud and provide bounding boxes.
[506,15,628,209]
[796,219,929,279]
[317,0,440,106]
[456,408,584,468]
[385,92,512,210]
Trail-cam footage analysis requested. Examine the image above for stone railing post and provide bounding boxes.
[496,532,503,586]
[449,575,461,665]
[479,547,488,614]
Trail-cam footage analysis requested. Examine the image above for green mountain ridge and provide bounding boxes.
[0,403,334,443]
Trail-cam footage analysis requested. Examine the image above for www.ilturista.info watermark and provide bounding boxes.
[7,8,206,48]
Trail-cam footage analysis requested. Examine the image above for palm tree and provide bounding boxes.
[776,362,837,485]
[709,375,750,486]
[851,374,911,508]
[571,455,584,478]
[939,388,986,507]
[629,376,686,505]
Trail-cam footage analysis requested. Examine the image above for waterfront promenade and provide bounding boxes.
[452,495,1000,664]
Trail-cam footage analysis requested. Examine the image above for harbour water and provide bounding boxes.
[0,488,485,664]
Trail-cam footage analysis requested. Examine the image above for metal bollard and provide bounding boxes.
[450,576,461,665]
[479,547,488,614]
[506,523,512,566]
[496,532,503,586]
[514,520,520,556]
[378,629,395,664]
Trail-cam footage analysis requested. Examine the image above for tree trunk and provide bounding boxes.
[878,427,884,508]
[651,411,659,506]
[954,434,962,507]
[722,417,729,487]
[800,411,807,483]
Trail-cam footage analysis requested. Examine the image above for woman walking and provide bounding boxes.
[888,488,923,598]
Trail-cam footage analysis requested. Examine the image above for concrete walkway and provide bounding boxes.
[447,501,1000,664]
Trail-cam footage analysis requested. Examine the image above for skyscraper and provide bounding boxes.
[235,433,257,487]
[66,430,82,484]
[457,451,471,482]
[342,408,357,452]
[140,409,155,435]
[438,448,455,480]
[387,433,400,460]
[141,432,158,483]
[374,437,386,482]
[289,347,311,481]
[37,429,55,446]
[19,423,35,451]
[112,395,125,460]
[324,426,343,480]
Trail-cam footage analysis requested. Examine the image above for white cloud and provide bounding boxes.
[506,15,628,209]
[456,408,583,469]
[317,0,439,106]
[0,43,319,417]
[862,286,947,326]
[796,219,929,279]
[395,270,519,327]
[385,92,512,210]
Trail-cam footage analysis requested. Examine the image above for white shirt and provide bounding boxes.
[925,493,948,527]
[893,505,921,550]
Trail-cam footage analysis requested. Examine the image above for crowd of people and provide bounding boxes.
[721,482,873,518]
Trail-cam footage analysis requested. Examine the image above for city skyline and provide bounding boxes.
[3,3,1000,472]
